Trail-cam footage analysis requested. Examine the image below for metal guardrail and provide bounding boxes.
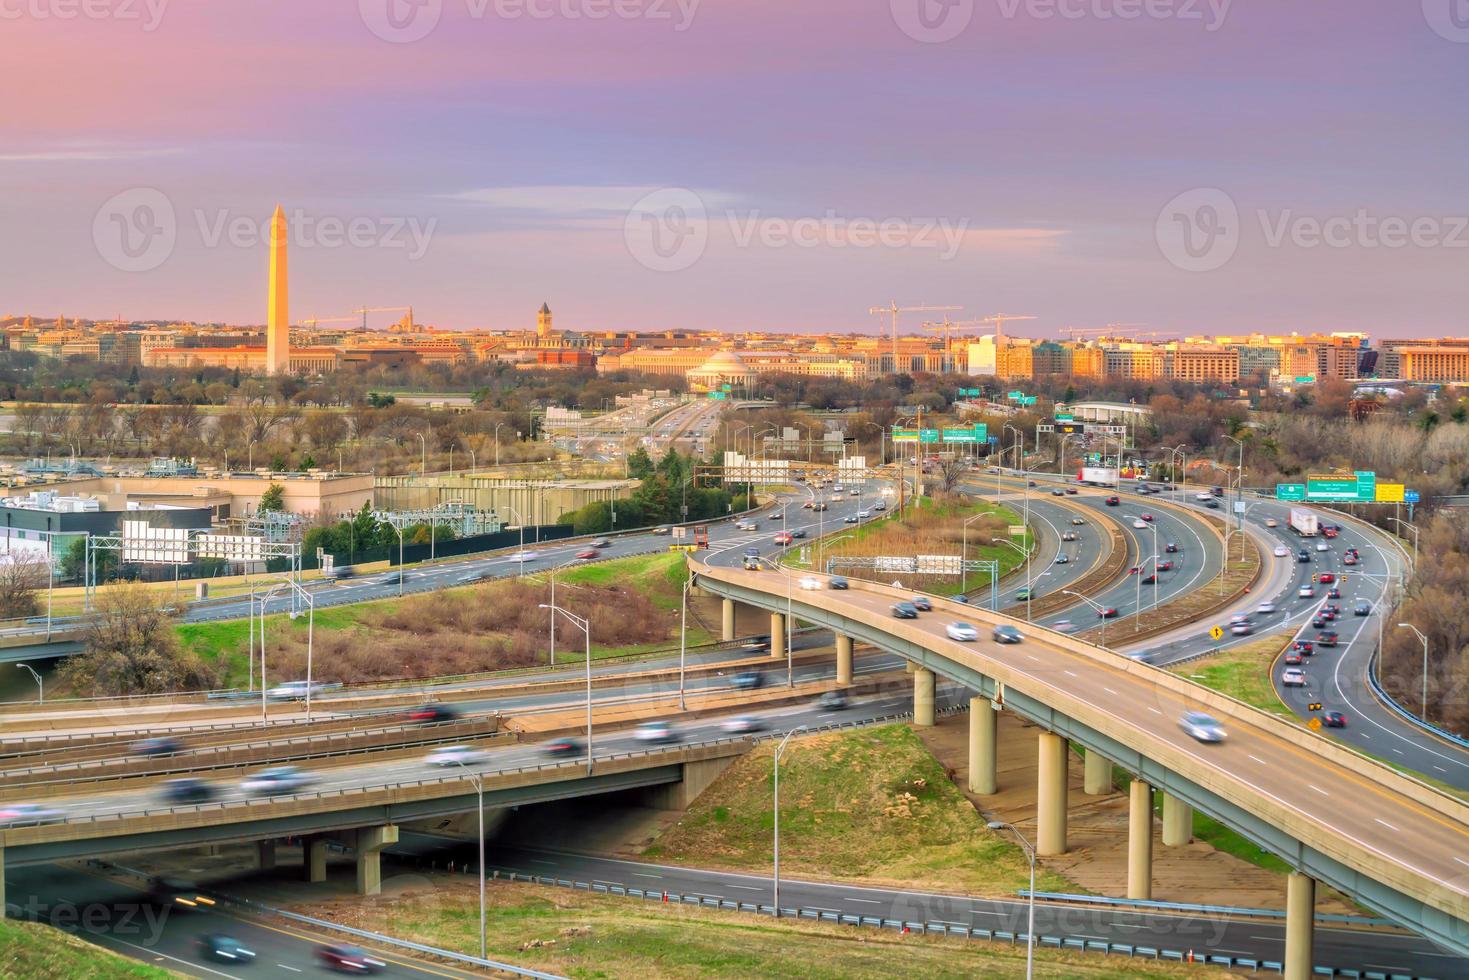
[1016,890,1394,927]
[1367,650,1469,752]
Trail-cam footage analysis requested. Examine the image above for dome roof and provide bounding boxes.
[696,350,748,371]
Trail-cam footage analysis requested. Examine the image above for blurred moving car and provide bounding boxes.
[1097,606,1119,618]
[0,802,63,826]
[1274,546,1290,557]
[992,624,1024,644]
[575,549,600,560]
[542,737,584,757]
[1052,619,1078,634]
[721,716,766,734]
[1179,711,1226,743]
[732,670,764,690]
[131,736,184,757]
[798,576,822,590]
[150,877,215,909]
[160,778,215,804]
[425,745,488,767]
[316,944,387,974]
[197,934,255,964]
[818,690,849,711]
[827,576,849,590]
[890,602,919,619]
[240,766,316,797]
[945,622,979,641]
[507,551,541,562]
[635,720,679,743]
[1323,710,1348,728]
[266,680,325,701]
[910,595,932,612]
[406,703,460,723]
[1015,586,1036,601]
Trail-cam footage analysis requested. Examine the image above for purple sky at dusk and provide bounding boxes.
[3,1,1467,338]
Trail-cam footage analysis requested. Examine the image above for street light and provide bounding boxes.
[1062,589,1108,647]
[988,820,1035,980]
[960,511,990,595]
[773,726,807,918]
[417,432,428,475]
[990,537,1033,622]
[1387,518,1419,572]
[547,557,583,666]
[1397,622,1431,719]
[14,663,41,703]
[540,604,592,774]
[446,757,487,960]
[493,422,507,467]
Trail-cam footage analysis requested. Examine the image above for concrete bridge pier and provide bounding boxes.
[1083,750,1112,795]
[1036,732,1069,855]
[355,825,399,896]
[770,613,786,659]
[305,836,329,883]
[968,696,996,795]
[256,839,276,871]
[1127,779,1153,900]
[1161,794,1192,846]
[1285,872,1315,980]
[0,843,6,911]
[721,598,736,642]
[835,634,853,686]
[913,667,935,726]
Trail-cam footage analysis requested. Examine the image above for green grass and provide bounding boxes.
[0,917,177,979]
[643,724,1078,896]
[1172,634,1294,718]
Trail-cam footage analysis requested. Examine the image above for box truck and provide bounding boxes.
[1288,508,1319,536]
[1079,466,1119,485]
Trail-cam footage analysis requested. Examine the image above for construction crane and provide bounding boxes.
[868,302,962,374]
[921,316,998,373]
[973,313,1038,339]
[300,315,358,330]
[353,306,414,330]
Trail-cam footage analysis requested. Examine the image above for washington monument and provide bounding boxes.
[266,204,289,375]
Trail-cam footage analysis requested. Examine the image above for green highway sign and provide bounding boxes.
[1017,396,1038,406]
[892,428,940,443]
[1007,391,1025,401]
[1294,376,1316,384]
[706,391,726,400]
[1305,471,1376,502]
[1275,483,1307,501]
[957,387,982,397]
[941,424,989,444]
[1055,413,1074,423]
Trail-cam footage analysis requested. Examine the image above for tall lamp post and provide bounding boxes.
[1387,517,1419,573]
[773,725,807,918]
[1062,589,1109,647]
[14,663,41,703]
[960,511,990,595]
[547,557,582,667]
[988,820,1036,980]
[540,604,592,774]
[990,537,1034,622]
[447,758,487,960]
[1397,622,1431,718]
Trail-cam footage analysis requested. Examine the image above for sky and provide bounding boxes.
[3,0,1467,338]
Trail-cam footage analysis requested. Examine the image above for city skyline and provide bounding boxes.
[5,4,1469,336]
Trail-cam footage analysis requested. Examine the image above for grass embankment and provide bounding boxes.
[0,918,177,979]
[179,552,708,688]
[791,497,1031,597]
[1171,633,1293,718]
[295,879,1209,979]
[644,724,1075,896]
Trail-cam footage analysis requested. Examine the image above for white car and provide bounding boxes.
[872,501,887,511]
[266,680,324,701]
[1266,518,1278,528]
[1255,602,1277,615]
[1298,585,1315,599]
[856,510,871,519]
[1180,711,1226,743]
[240,766,316,797]
[736,521,757,531]
[945,621,979,642]
[1315,542,1330,552]
[426,745,488,767]
[1052,620,1078,634]
[1273,546,1290,557]
[508,551,540,562]
[1061,531,1078,542]
[1133,519,1147,529]
[798,576,823,591]
[1281,668,1308,687]
[635,721,678,743]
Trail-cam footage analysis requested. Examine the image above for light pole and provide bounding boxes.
[773,726,807,918]
[1388,518,1419,573]
[493,422,507,466]
[679,574,690,711]
[447,758,487,960]
[1135,553,1160,631]
[988,820,1035,980]
[15,663,41,703]
[1397,622,1431,718]
[1062,589,1108,647]
[417,432,427,474]
[991,537,1033,622]
[548,557,581,666]
[283,577,318,721]
[540,604,592,774]
[257,580,291,719]
[960,511,990,595]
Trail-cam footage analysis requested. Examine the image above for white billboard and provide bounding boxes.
[917,554,964,575]
[122,521,191,564]
[723,451,791,484]
[196,534,269,562]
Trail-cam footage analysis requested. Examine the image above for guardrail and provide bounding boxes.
[1367,649,1469,752]
[1015,890,1395,927]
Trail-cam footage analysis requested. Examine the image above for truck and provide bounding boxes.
[1079,466,1119,486]
[1288,508,1319,537]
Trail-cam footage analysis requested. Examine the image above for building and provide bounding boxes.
[1397,346,1469,383]
[24,471,373,523]
[0,490,214,566]
[994,340,1034,380]
[1164,345,1240,385]
[687,351,758,391]
[1103,346,1166,381]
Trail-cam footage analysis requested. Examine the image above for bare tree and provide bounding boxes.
[59,583,219,695]
[0,553,47,619]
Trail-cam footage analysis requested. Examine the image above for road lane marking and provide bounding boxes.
[1375,818,1399,832]
[730,885,763,891]
[1248,755,1268,765]
[276,966,303,973]
[1307,785,1328,796]
[847,898,882,904]
[632,872,661,878]
[1104,687,1118,695]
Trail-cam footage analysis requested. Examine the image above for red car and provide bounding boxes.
[1128,565,1140,575]
[773,532,793,545]
[316,944,386,973]
[1284,652,1303,665]
[1140,514,1154,522]
[1323,527,1339,538]
[1342,555,1357,566]
[1293,640,1314,655]
[1098,607,1119,618]
[1318,573,1335,584]
[405,703,460,723]
[1105,497,1120,506]
[1155,560,1174,572]
[576,549,600,560]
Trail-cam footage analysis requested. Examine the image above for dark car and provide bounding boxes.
[1140,574,1157,584]
[1311,616,1327,628]
[732,670,764,690]
[790,528,807,538]
[1165,542,1178,553]
[891,602,919,619]
[910,596,932,612]
[1050,489,1065,496]
[316,944,387,974]
[542,737,584,757]
[132,736,184,757]
[1105,496,1120,506]
[1323,710,1348,728]
[1327,587,1341,599]
[1155,560,1174,572]
[590,538,611,548]
[160,778,215,804]
[1316,630,1340,647]
[741,635,772,653]
[1065,487,1078,494]
[197,934,256,964]
[1293,640,1314,655]
[992,624,1024,644]
[1098,606,1119,618]
[406,703,460,723]
[1354,599,1371,616]
[1297,550,1311,562]
[743,547,761,558]
[1027,480,1037,487]
[818,689,850,711]
[828,576,849,590]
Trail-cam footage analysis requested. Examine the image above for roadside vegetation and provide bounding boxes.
[0,918,177,979]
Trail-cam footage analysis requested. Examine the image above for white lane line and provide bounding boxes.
[1456,858,1469,868]
[1148,707,1163,715]
[1103,687,1119,695]
[1064,670,1078,678]
[276,966,303,973]
[1434,765,1448,773]
[1307,785,1329,796]
[848,898,882,904]
[1248,754,1268,765]
[730,885,763,891]
[632,872,661,878]
[1375,818,1399,832]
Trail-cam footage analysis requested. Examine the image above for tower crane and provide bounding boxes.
[353,306,415,330]
[868,302,962,374]
[300,315,358,330]
[921,316,999,373]
[973,313,1038,339]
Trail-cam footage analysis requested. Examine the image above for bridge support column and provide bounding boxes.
[1083,750,1112,795]
[835,634,853,686]
[306,836,329,883]
[1127,780,1153,900]
[913,668,935,726]
[1161,794,1192,846]
[1036,733,1068,855]
[1284,872,1315,980]
[256,839,276,871]
[355,825,399,896]
[968,697,996,794]
[0,843,6,912]
[721,598,735,642]
[770,613,786,659]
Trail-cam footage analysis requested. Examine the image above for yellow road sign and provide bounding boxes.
[1208,625,1224,641]
[1308,716,1322,731]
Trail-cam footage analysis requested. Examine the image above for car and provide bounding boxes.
[590,538,611,548]
[1065,487,1079,495]
[952,593,970,603]
[1053,554,1069,564]
[197,934,256,964]
[742,557,761,571]
[992,624,1024,644]
[1319,607,1338,620]
[798,576,822,591]
[1165,542,1179,553]
[1155,560,1174,572]
[507,550,541,562]
[1354,599,1371,616]
[910,596,932,612]
[1229,621,1253,636]
[1061,531,1078,542]
[849,489,861,497]
[743,547,761,558]
[1316,630,1339,647]
[1318,572,1335,584]
[1323,710,1348,728]
[1028,480,1037,487]
[1179,711,1226,743]
[651,526,672,536]
[1284,652,1303,665]
[736,521,757,531]
[800,500,814,509]
[940,620,975,643]
[541,736,584,757]
[1097,606,1119,618]
[381,570,403,585]
[1256,601,1276,615]
[240,766,316,797]
[1274,545,1291,557]
[828,576,849,590]
[1071,517,1086,525]
[1293,639,1315,655]
[1132,519,1147,529]
[1311,616,1327,628]
[1204,498,1220,508]
[1316,541,1330,552]
[328,565,356,580]
[741,634,772,652]
[774,532,794,544]
[574,549,600,560]
[1128,565,1141,575]
[131,736,184,757]
[1141,573,1158,585]
[818,689,850,711]
[891,602,919,619]
[1140,513,1154,522]
[873,501,887,511]
[426,745,488,767]
[1327,587,1342,599]
[266,680,325,701]
[791,528,808,538]
[1298,585,1314,599]
[1105,497,1120,506]
[1053,619,1078,634]
[1015,586,1036,601]
[1282,668,1308,687]
[732,670,764,690]
[1323,527,1339,539]
[1342,554,1357,566]
[855,511,871,520]
[406,703,461,723]
[635,721,679,743]
[0,802,63,826]
[1297,550,1311,562]
[159,777,214,804]
[316,944,387,974]
[149,876,215,910]
[843,514,859,523]
[1266,518,1278,528]
[1051,489,1065,496]
[721,715,767,734]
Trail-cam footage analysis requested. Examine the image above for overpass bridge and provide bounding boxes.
[693,559,1469,977]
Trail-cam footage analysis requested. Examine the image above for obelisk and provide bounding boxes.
[266,205,289,375]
